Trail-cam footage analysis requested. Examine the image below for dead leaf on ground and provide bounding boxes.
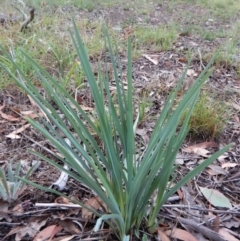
[10,107,21,116]
[82,196,107,219]
[221,162,238,168]
[193,148,209,157]
[33,225,62,241]
[183,142,219,151]
[5,133,21,139]
[0,105,19,121]
[231,103,240,111]
[183,142,219,157]
[10,215,50,240]
[178,57,187,63]
[206,164,227,176]
[0,200,10,221]
[21,110,43,119]
[55,196,70,204]
[157,229,171,241]
[218,228,239,241]
[211,215,220,232]
[165,228,198,241]
[51,235,77,241]
[217,155,229,162]
[69,102,93,111]
[4,226,24,240]
[15,227,39,241]
[233,114,239,123]
[59,219,82,234]
[142,54,159,65]
[186,69,196,76]
[12,203,25,216]
[175,153,191,165]
[224,219,240,229]
[136,128,149,144]
[28,95,39,110]
[80,105,93,111]
[6,123,31,139]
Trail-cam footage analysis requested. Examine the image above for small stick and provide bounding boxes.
[198,48,205,70]
[162,204,240,215]
[20,7,35,32]
[35,203,81,208]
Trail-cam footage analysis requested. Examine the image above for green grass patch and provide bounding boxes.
[172,0,240,18]
[0,3,107,89]
[180,91,230,139]
[133,25,178,51]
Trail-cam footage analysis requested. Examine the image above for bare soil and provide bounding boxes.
[1,2,240,240]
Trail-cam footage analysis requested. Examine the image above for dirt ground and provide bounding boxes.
[1,1,240,240]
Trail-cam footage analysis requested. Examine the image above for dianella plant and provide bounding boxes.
[0,161,33,203]
[1,21,231,241]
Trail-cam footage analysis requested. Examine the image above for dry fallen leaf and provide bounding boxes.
[178,57,187,63]
[59,219,81,234]
[232,103,240,111]
[80,105,93,111]
[158,229,171,241]
[183,142,219,157]
[12,203,25,216]
[0,105,19,121]
[221,162,238,168]
[217,155,228,162]
[186,69,196,76]
[206,164,227,176]
[142,54,159,65]
[219,228,239,241]
[176,153,191,165]
[82,196,106,219]
[211,215,220,232]
[6,124,31,139]
[5,133,21,139]
[224,219,240,229]
[33,225,62,241]
[69,102,93,111]
[3,226,23,240]
[165,228,198,241]
[21,110,43,119]
[183,142,219,151]
[16,227,40,241]
[136,128,149,144]
[28,95,39,110]
[55,196,70,204]
[0,200,10,221]
[196,148,210,157]
[233,114,240,123]
[51,235,77,241]
[82,197,101,219]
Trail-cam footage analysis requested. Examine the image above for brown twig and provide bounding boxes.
[20,7,35,32]
[159,212,228,241]
[162,204,240,215]
[178,217,227,241]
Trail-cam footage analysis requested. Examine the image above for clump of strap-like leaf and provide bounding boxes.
[0,161,32,203]
[1,21,231,241]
